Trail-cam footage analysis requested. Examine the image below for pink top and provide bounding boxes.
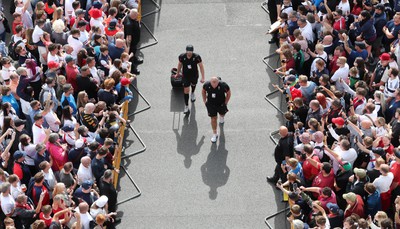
[46,142,67,172]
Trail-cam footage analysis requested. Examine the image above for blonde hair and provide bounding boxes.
[315,44,324,53]
[298,75,308,83]
[287,158,298,168]
[52,19,65,33]
[349,66,358,76]
[52,183,66,197]
[338,56,347,65]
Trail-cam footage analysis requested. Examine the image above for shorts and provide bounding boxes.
[182,75,198,87]
[206,102,228,117]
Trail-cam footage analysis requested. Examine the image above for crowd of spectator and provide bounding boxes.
[0,0,141,228]
[265,0,400,228]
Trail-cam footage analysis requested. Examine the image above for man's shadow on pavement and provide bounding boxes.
[173,103,205,168]
[201,125,230,200]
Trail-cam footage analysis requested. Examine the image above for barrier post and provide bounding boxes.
[113,101,129,188]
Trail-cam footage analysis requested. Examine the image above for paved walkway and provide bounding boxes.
[117,0,288,228]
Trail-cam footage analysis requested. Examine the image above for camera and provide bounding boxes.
[301,153,307,160]
[273,69,277,73]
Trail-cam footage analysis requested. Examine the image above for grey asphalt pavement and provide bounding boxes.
[116,0,289,228]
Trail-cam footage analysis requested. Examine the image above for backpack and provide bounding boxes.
[39,87,52,106]
[8,36,24,61]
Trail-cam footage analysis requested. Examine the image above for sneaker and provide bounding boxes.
[191,93,196,102]
[184,106,190,114]
[211,134,218,143]
[183,106,190,114]
[219,116,224,124]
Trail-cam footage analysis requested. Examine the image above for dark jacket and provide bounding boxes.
[274,134,294,164]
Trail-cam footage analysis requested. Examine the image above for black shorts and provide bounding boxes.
[206,102,228,117]
[182,75,198,87]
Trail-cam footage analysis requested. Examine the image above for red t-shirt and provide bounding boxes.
[39,212,52,227]
[312,163,335,190]
[378,140,394,155]
[351,6,362,16]
[12,21,23,34]
[285,58,295,70]
[13,163,23,181]
[302,155,320,181]
[390,162,400,186]
[333,17,346,31]
[318,189,337,211]
[65,65,79,94]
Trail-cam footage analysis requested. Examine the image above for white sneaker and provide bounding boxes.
[211,134,218,143]
[219,116,224,124]
[191,93,196,102]
[184,106,190,114]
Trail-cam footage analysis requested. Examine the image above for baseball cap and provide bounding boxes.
[95,195,108,208]
[375,3,385,10]
[48,61,59,69]
[326,202,340,214]
[14,151,25,160]
[65,55,75,63]
[108,19,117,31]
[61,125,74,132]
[341,162,352,171]
[372,147,385,156]
[354,168,367,179]
[332,117,345,126]
[285,75,297,83]
[75,9,86,15]
[81,180,93,190]
[186,45,194,52]
[89,8,102,19]
[380,53,390,61]
[92,1,102,9]
[14,119,26,127]
[120,77,130,86]
[343,192,357,202]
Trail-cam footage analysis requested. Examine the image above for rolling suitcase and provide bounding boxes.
[170,68,183,88]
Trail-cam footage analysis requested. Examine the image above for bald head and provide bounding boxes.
[279,126,288,137]
[81,156,91,167]
[116,39,124,48]
[210,77,220,88]
[84,103,95,114]
[79,202,89,213]
[130,9,138,19]
[323,35,333,45]
[361,120,372,129]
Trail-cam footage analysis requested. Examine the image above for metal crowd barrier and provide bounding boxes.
[262,10,291,227]
[112,0,160,206]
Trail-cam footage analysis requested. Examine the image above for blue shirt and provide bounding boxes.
[60,94,77,115]
[366,190,381,216]
[108,43,125,60]
[2,94,20,116]
[348,50,368,67]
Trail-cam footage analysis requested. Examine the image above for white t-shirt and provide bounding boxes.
[338,0,351,15]
[331,64,350,91]
[90,18,105,35]
[43,169,57,191]
[19,143,36,166]
[32,25,44,44]
[79,30,89,44]
[1,66,17,82]
[10,184,23,200]
[384,77,399,98]
[77,165,94,185]
[89,66,100,85]
[0,194,15,215]
[47,53,61,64]
[45,111,60,132]
[299,21,314,42]
[373,173,394,193]
[32,124,47,144]
[67,35,83,58]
